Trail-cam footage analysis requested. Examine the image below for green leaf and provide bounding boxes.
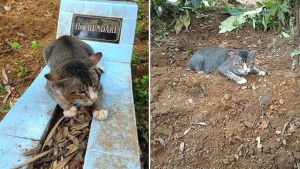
[9,42,19,50]
[156,6,163,17]
[219,16,240,33]
[220,7,243,16]
[10,67,17,72]
[31,40,41,49]
[191,0,201,9]
[280,32,290,38]
[174,18,184,35]
[290,50,300,58]
[292,59,298,70]
[181,10,190,31]
[17,72,23,77]
[262,1,276,8]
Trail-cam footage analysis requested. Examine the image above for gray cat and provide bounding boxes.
[43,35,108,120]
[188,47,266,84]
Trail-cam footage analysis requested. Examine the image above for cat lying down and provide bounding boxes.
[43,35,108,120]
[188,47,266,84]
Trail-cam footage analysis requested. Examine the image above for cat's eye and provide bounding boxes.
[77,91,85,95]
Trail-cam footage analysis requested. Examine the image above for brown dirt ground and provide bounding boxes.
[150,10,300,169]
[0,0,149,168]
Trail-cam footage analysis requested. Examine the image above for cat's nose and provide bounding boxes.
[90,96,97,102]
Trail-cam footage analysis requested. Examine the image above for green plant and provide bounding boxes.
[11,59,25,64]
[31,40,41,49]
[9,42,20,50]
[152,0,210,18]
[257,39,262,46]
[136,22,145,34]
[219,1,292,34]
[143,48,148,55]
[0,85,6,95]
[156,27,167,36]
[131,52,146,64]
[0,103,10,114]
[185,49,192,55]
[132,75,148,112]
[255,0,291,32]
[10,66,31,77]
[133,75,149,143]
[291,49,300,70]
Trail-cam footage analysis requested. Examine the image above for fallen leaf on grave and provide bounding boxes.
[174,18,184,35]
[67,133,79,146]
[180,142,185,152]
[257,118,269,129]
[23,144,42,156]
[158,138,165,148]
[184,127,192,136]
[53,153,76,169]
[42,116,65,150]
[12,148,54,169]
[194,122,207,126]
[65,144,78,156]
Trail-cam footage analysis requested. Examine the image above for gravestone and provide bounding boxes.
[0,0,140,168]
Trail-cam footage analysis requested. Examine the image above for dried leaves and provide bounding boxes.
[1,68,12,103]
[15,108,92,169]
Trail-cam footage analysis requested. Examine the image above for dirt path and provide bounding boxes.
[151,10,300,168]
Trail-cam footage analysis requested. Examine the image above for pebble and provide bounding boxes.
[279,99,284,105]
[283,139,287,145]
[275,130,281,135]
[252,86,256,90]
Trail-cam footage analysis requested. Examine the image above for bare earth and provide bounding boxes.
[150,10,300,169]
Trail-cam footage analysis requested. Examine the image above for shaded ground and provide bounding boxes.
[0,0,149,168]
[151,9,300,169]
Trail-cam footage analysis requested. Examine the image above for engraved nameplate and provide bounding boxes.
[71,14,122,43]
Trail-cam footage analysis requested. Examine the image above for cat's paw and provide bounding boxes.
[237,78,247,84]
[93,109,108,120]
[63,106,77,117]
[258,71,266,76]
[96,66,105,73]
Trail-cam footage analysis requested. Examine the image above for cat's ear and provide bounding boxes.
[44,73,61,82]
[227,50,239,58]
[87,52,102,67]
[249,50,256,59]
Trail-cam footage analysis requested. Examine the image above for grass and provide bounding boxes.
[31,40,41,49]
[9,42,20,50]
[0,103,10,114]
[0,85,6,94]
[10,66,31,77]
[132,52,146,64]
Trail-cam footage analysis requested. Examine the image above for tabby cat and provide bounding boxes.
[43,35,108,120]
[188,47,266,84]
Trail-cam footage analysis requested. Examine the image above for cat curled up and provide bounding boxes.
[188,47,266,84]
[43,35,108,120]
